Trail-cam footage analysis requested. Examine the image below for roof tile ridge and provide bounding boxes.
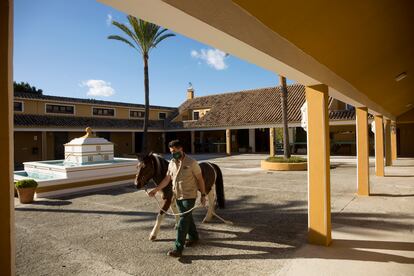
[186,83,303,100]
[14,92,177,110]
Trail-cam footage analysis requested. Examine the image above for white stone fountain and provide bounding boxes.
[14,127,137,198]
[64,127,114,164]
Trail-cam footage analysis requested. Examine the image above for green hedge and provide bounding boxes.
[266,156,307,163]
[15,179,38,189]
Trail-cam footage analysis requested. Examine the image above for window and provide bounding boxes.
[46,104,74,114]
[93,107,114,116]
[14,101,23,112]
[193,111,200,120]
[130,110,145,118]
[345,104,355,111]
[159,112,166,120]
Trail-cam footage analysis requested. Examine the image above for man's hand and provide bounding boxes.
[200,194,206,207]
[147,189,158,197]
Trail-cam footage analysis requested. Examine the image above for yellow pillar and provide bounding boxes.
[269,127,275,157]
[0,0,15,274]
[306,84,331,246]
[190,131,195,154]
[391,121,397,160]
[384,119,392,166]
[356,107,370,196]
[374,115,385,176]
[226,129,231,155]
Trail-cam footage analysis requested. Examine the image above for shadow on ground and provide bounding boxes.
[15,181,414,266]
[114,192,414,264]
[293,239,414,264]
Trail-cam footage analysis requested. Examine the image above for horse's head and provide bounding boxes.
[134,152,156,189]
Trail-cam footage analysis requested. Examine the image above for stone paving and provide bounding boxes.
[15,154,414,275]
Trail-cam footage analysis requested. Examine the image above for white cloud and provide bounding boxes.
[191,48,229,70]
[81,80,115,97]
[190,50,198,57]
[106,14,113,26]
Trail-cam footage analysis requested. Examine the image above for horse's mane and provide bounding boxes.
[151,154,169,184]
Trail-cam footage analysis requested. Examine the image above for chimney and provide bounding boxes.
[187,82,194,100]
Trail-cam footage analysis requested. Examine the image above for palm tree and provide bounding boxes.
[279,75,291,159]
[108,16,175,153]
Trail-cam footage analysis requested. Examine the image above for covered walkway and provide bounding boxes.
[2,1,414,274]
[15,155,414,275]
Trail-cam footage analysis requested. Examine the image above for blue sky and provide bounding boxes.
[14,0,291,107]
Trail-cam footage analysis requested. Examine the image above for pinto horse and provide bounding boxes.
[134,153,225,240]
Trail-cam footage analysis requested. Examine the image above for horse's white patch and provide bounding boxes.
[150,213,165,240]
[136,161,145,169]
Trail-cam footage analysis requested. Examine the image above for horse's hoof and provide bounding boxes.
[149,236,156,241]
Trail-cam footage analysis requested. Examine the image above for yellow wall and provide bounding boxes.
[192,108,210,119]
[117,108,129,119]
[149,110,169,120]
[14,131,43,166]
[172,110,191,122]
[397,108,414,123]
[20,99,43,114]
[397,123,414,157]
[14,98,173,120]
[76,105,91,117]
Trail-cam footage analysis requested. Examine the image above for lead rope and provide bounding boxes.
[144,186,233,224]
[144,187,201,216]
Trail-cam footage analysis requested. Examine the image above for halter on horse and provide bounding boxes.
[134,152,225,240]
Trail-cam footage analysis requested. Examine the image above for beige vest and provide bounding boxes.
[167,155,202,200]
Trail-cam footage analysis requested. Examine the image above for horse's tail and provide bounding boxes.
[211,163,225,209]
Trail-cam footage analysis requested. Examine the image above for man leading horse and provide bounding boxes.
[147,139,206,258]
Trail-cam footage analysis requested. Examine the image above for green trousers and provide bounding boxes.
[174,199,199,252]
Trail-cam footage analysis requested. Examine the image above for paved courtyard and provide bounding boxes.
[15,154,414,276]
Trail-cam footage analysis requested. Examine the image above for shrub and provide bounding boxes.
[266,156,307,163]
[15,179,38,189]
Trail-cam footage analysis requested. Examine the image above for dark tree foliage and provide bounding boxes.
[14,81,43,94]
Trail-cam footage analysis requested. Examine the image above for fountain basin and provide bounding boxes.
[14,158,137,198]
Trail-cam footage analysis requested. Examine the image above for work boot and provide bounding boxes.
[167,250,182,258]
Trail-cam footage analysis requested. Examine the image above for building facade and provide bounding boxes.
[13,91,175,168]
[14,84,413,168]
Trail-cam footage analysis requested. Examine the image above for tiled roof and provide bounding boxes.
[14,114,165,130]
[329,110,355,120]
[14,91,177,111]
[14,85,360,130]
[167,84,357,129]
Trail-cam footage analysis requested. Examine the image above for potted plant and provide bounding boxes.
[15,179,38,204]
